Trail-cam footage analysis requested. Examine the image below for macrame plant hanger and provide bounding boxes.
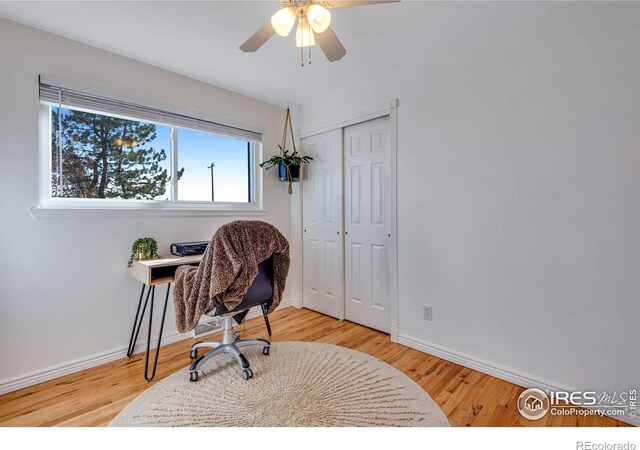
[280,107,298,194]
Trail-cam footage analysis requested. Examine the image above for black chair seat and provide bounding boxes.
[215,259,273,315]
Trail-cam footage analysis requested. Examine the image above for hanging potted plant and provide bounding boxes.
[259,108,312,194]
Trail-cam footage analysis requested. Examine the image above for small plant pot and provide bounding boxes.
[279,163,300,182]
[136,248,153,261]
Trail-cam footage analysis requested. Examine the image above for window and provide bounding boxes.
[39,77,262,211]
[176,128,251,203]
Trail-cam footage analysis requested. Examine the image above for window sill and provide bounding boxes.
[29,206,268,220]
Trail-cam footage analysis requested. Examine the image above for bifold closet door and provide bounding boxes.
[344,116,391,333]
[302,129,344,319]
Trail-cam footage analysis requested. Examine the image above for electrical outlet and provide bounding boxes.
[423,305,433,321]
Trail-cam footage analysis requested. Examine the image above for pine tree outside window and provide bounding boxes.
[50,106,173,201]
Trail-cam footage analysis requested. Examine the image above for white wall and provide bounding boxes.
[0,18,297,389]
[302,2,640,421]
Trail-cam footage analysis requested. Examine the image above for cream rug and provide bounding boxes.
[109,341,450,427]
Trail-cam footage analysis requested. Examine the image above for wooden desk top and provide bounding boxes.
[129,254,203,285]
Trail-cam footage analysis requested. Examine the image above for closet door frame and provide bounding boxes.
[300,99,399,342]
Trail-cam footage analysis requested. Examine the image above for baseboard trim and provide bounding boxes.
[288,296,302,308]
[390,326,399,343]
[0,330,187,396]
[398,333,571,392]
[0,300,293,396]
[398,333,639,427]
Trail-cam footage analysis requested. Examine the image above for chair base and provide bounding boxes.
[188,315,270,381]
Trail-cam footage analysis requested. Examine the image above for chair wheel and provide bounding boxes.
[241,368,253,380]
[189,371,199,382]
[190,349,198,359]
[263,346,270,356]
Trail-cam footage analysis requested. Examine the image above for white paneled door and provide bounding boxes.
[302,116,391,332]
[302,129,344,319]
[344,116,391,332]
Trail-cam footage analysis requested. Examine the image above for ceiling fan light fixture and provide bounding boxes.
[242,0,397,63]
[270,6,297,37]
[306,3,331,33]
[295,17,316,48]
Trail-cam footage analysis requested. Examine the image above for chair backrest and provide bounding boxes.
[241,257,274,306]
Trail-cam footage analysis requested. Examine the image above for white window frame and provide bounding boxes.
[33,78,266,219]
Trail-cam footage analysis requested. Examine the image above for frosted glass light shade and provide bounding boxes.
[295,19,316,47]
[306,4,331,33]
[271,6,297,37]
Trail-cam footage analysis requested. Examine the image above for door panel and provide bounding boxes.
[350,242,363,303]
[344,116,391,332]
[307,239,319,293]
[302,129,344,319]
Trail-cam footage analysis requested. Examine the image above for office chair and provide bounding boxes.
[188,257,273,382]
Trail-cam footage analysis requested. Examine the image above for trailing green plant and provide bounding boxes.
[259,107,313,194]
[127,237,160,267]
[259,145,313,171]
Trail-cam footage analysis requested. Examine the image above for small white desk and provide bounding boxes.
[127,254,203,381]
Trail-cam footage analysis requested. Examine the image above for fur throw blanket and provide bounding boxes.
[173,220,290,333]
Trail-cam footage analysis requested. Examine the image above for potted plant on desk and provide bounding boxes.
[127,237,160,268]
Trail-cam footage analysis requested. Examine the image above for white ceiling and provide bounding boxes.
[0,1,557,107]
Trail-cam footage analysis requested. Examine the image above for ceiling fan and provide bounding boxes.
[240,0,400,66]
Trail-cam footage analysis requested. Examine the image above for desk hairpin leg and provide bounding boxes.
[126,283,171,382]
[127,285,151,358]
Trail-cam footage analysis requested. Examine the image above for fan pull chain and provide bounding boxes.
[300,41,304,67]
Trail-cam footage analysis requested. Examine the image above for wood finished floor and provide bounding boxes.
[0,307,629,427]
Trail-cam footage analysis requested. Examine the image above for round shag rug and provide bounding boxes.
[109,341,450,427]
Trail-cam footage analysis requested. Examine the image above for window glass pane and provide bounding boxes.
[176,128,250,203]
[50,106,171,200]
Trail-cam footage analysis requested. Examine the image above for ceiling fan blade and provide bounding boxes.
[315,26,347,62]
[321,0,400,8]
[240,21,276,52]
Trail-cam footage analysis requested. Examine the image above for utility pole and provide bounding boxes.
[207,162,215,202]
